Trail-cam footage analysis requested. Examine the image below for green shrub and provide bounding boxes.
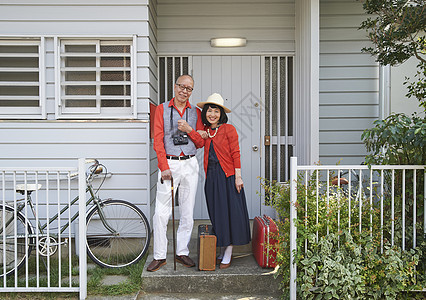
[260,172,424,299]
[361,113,426,166]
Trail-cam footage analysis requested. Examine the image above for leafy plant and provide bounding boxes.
[260,170,424,299]
[361,113,426,165]
[358,0,426,109]
[361,112,426,286]
[299,230,422,300]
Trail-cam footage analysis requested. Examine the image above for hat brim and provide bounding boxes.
[197,101,231,113]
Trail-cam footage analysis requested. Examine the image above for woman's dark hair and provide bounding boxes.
[201,103,228,126]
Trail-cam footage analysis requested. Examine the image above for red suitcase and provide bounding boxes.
[252,215,278,268]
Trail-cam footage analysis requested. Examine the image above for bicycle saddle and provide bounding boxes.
[15,184,42,194]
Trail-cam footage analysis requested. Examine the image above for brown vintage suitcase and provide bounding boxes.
[197,224,216,271]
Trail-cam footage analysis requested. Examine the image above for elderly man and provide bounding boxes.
[147,74,205,272]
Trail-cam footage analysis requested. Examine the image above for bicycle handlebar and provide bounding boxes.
[69,159,103,179]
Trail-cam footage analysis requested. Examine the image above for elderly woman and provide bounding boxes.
[197,93,251,269]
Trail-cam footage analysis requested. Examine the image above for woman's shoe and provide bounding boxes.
[219,261,231,269]
[219,257,232,269]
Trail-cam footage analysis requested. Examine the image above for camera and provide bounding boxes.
[173,133,189,145]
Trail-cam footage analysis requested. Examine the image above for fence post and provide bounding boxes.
[78,158,87,300]
[289,157,297,300]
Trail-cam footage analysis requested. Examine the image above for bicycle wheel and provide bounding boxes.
[86,199,151,268]
[0,205,34,277]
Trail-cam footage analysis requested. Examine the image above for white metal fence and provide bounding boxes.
[0,158,87,299]
[289,157,426,299]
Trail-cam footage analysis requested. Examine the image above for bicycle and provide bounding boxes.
[0,159,151,277]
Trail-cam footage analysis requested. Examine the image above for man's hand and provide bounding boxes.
[161,169,172,182]
[177,120,192,134]
[197,130,208,139]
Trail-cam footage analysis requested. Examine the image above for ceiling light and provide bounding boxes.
[210,38,247,47]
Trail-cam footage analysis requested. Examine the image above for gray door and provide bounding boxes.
[191,56,262,219]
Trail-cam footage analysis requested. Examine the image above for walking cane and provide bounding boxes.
[161,176,177,271]
[171,177,177,271]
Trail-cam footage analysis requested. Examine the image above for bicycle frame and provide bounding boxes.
[1,160,151,273]
[1,164,117,243]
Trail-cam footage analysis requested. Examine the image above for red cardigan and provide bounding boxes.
[203,123,241,177]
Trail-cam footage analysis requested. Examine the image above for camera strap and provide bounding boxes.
[170,105,188,135]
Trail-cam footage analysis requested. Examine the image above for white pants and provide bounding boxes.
[152,156,199,260]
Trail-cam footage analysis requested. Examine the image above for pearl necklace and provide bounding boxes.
[207,126,219,138]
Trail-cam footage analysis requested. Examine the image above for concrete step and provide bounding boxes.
[141,220,281,298]
[147,221,253,255]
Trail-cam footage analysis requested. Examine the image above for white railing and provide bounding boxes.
[0,158,87,299]
[289,157,426,299]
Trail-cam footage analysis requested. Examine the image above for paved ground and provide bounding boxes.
[136,292,279,300]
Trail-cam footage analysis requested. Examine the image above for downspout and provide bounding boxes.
[379,65,391,119]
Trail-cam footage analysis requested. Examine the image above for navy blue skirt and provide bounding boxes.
[205,143,251,247]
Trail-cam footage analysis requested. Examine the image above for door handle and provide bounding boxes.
[264,135,270,146]
[252,145,259,152]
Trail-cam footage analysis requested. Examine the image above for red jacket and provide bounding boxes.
[153,98,205,171]
[202,123,241,177]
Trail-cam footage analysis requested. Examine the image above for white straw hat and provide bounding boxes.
[197,93,231,113]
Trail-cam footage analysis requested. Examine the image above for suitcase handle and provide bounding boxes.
[199,224,214,236]
[263,214,270,225]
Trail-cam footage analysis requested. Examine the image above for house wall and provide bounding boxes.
[157,0,295,55]
[0,0,153,219]
[319,0,379,165]
[156,0,379,166]
[0,0,390,222]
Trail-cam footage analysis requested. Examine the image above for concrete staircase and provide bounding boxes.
[140,220,281,299]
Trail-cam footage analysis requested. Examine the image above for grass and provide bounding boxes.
[0,253,147,299]
[87,255,147,296]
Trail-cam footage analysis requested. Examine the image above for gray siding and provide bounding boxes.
[157,0,295,55]
[319,0,379,165]
[0,0,153,219]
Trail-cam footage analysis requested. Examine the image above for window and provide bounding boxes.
[59,39,134,118]
[264,56,294,182]
[0,40,41,117]
[158,56,190,104]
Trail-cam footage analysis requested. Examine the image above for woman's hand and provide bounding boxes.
[177,120,193,133]
[197,130,208,139]
[235,176,243,193]
[235,168,243,193]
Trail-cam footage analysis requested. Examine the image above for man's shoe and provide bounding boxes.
[175,255,195,267]
[147,259,166,272]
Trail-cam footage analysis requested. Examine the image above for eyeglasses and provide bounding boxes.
[176,83,194,92]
